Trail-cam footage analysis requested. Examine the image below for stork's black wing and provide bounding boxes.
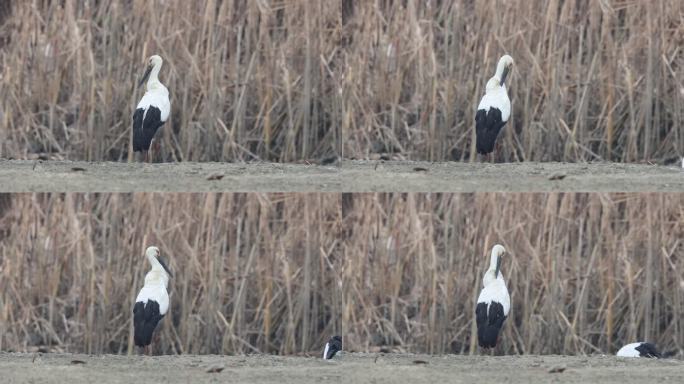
[324,336,342,359]
[635,343,661,358]
[132,106,165,152]
[132,108,145,152]
[133,300,165,347]
[476,301,507,348]
[475,108,507,155]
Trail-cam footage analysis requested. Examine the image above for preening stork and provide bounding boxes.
[133,246,172,354]
[133,55,170,162]
[617,342,662,358]
[475,55,514,160]
[475,244,510,349]
[323,335,343,360]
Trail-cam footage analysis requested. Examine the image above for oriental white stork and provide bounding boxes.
[617,342,662,358]
[323,335,342,360]
[475,55,514,160]
[133,246,172,354]
[475,244,510,349]
[133,55,170,163]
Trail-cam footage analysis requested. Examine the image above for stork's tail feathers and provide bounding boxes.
[477,324,501,348]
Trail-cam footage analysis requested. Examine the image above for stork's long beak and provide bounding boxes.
[500,65,510,86]
[494,253,503,278]
[157,256,173,277]
[138,64,153,88]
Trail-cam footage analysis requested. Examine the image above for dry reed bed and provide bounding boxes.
[1,1,682,162]
[0,193,682,356]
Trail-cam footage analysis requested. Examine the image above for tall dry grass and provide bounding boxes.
[0,193,682,356]
[0,1,682,163]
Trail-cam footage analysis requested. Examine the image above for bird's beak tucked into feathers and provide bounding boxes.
[500,65,510,86]
[494,253,503,278]
[138,64,153,87]
[157,256,173,278]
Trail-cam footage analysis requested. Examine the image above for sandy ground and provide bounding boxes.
[1,352,682,384]
[0,160,682,192]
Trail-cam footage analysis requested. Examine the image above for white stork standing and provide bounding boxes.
[475,244,510,349]
[322,335,343,360]
[475,55,514,161]
[133,246,172,355]
[617,342,662,358]
[133,55,170,163]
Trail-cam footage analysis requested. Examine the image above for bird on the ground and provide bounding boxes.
[323,335,343,360]
[475,244,510,349]
[133,246,172,355]
[133,55,170,163]
[617,342,661,358]
[475,55,514,161]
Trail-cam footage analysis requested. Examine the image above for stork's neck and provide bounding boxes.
[144,269,169,288]
[146,252,163,271]
[146,63,163,91]
[482,269,496,286]
[494,60,507,82]
[484,77,507,95]
[488,252,498,271]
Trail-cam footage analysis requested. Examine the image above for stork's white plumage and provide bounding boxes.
[475,55,514,158]
[475,244,510,349]
[133,55,170,162]
[133,246,172,354]
[617,342,661,358]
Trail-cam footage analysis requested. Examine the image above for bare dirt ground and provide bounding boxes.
[1,352,682,384]
[1,160,682,192]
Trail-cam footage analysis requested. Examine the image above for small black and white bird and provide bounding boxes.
[475,55,514,160]
[475,244,510,349]
[323,335,343,360]
[617,342,662,358]
[133,55,170,163]
[133,246,172,354]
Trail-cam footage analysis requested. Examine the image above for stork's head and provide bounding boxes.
[495,55,514,86]
[145,246,172,277]
[138,55,164,87]
[148,55,163,68]
[145,246,160,259]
